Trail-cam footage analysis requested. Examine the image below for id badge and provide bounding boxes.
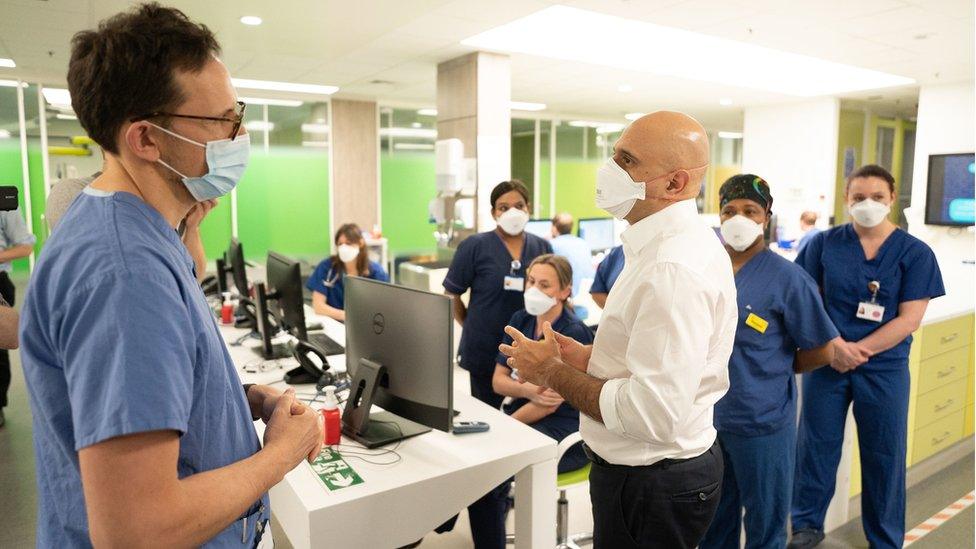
[503,276,525,292]
[745,313,768,334]
[856,302,885,322]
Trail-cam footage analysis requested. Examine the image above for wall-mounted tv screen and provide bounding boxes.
[925,153,975,226]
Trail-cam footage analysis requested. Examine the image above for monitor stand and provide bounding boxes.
[284,365,318,385]
[342,359,431,448]
[251,342,292,361]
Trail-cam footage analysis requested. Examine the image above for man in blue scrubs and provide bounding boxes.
[588,244,624,309]
[19,6,322,546]
[549,212,595,297]
[700,175,837,549]
[790,165,945,549]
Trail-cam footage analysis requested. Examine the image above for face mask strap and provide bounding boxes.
[147,122,206,148]
[156,157,189,180]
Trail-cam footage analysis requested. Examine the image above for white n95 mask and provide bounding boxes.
[497,208,530,236]
[596,157,645,220]
[720,215,764,252]
[524,286,557,316]
[849,199,890,228]
[337,244,360,263]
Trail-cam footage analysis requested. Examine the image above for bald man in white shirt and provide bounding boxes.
[501,111,737,549]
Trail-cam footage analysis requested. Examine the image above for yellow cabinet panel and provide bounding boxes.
[850,431,862,498]
[915,382,967,429]
[965,402,974,437]
[918,346,970,394]
[920,315,974,361]
[912,410,964,464]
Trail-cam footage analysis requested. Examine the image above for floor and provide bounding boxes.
[1,273,973,548]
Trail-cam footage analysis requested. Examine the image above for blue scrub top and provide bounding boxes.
[796,224,945,368]
[496,307,595,420]
[306,258,389,310]
[715,250,839,437]
[20,189,268,548]
[589,245,625,294]
[550,234,595,297]
[443,230,552,374]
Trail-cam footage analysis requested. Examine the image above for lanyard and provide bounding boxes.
[868,280,880,304]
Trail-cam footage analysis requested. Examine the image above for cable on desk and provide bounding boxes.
[335,420,404,466]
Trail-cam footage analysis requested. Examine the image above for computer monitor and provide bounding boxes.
[227,238,249,296]
[342,276,454,447]
[525,218,552,240]
[578,217,615,252]
[267,252,307,340]
[925,153,975,226]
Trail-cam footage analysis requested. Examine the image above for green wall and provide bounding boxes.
[236,148,330,263]
[835,110,865,223]
[381,154,437,254]
[553,159,605,231]
[0,141,44,275]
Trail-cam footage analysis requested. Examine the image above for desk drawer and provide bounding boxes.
[916,382,967,429]
[921,316,973,360]
[912,410,964,464]
[918,346,970,394]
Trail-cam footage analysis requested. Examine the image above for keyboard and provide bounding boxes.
[308,332,345,356]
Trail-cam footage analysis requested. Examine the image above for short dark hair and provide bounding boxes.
[846,164,895,193]
[67,3,221,154]
[490,180,531,210]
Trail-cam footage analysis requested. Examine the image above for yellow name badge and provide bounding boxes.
[745,313,768,334]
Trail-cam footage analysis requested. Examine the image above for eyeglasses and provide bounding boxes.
[130,101,247,140]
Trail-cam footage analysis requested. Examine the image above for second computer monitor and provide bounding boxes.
[578,217,615,252]
[524,218,552,240]
[227,238,249,296]
[344,276,453,434]
[266,252,309,341]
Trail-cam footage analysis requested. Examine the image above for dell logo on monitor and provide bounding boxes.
[372,313,385,335]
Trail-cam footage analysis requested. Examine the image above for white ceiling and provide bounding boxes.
[0,0,972,129]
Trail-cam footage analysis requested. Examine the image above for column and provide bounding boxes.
[331,98,379,235]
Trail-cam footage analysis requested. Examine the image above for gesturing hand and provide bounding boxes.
[499,322,562,387]
[552,331,592,372]
[183,199,218,231]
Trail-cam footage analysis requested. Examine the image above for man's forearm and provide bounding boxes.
[165,447,288,546]
[545,360,606,423]
[859,317,916,355]
[0,307,18,349]
[0,244,33,262]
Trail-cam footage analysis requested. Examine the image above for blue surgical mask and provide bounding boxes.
[150,122,250,201]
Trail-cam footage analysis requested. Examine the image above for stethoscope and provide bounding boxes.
[323,267,342,288]
[509,259,522,276]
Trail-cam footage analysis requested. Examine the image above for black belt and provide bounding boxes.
[583,442,718,470]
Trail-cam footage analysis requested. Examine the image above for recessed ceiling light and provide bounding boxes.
[0,58,16,68]
[244,120,275,132]
[42,87,73,108]
[301,123,330,133]
[232,78,338,95]
[417,108,438,116]
[240,16,263,26]
[379,127,437,138]
[0,130,11,139]
[510,101,546,111]
[569,120,626,133]
[239,96,303,107]
[624,112,645,121]
[719,98,734,106]
[718,131,743,139]
[617,84,633,93]
[411,122,422,128]
[462,5,914,97]
[56,113,78,121]
[394,143,435,151]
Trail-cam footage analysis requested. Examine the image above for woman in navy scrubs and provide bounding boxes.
[443,180,552,409]
[464,254,594,549]
[699,175,838,549]
[306,223,388,322]
[789,165,945,549]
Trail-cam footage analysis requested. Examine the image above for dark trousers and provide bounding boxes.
[588,442,724,549]
[469,370,504,409]
[0,272,13,408]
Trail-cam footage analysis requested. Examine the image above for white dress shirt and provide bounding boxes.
[580,199,737,466]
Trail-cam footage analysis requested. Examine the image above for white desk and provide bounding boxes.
[220,310,558,549]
